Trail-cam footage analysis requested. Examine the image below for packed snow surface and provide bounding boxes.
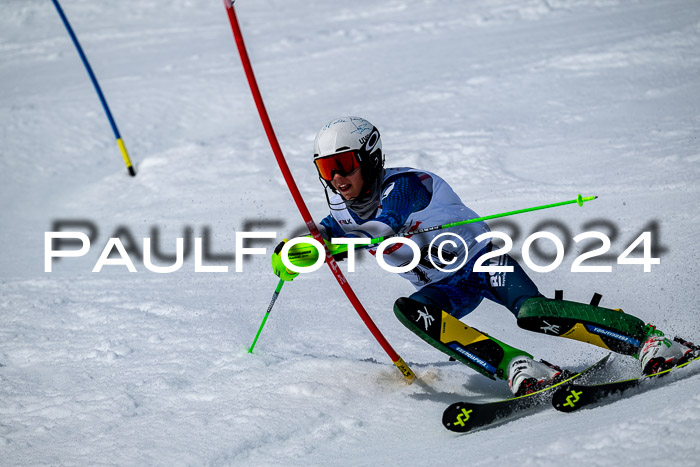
[1,0,699,465]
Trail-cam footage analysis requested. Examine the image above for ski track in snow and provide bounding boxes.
[1,0,699,465]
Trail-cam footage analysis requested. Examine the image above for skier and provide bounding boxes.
[271,116,696,395]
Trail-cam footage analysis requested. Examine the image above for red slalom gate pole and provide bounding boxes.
[223,0,414,383]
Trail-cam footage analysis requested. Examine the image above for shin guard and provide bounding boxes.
[517,296,647,355]
[394,297,530,380]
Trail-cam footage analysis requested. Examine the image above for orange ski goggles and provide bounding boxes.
[314,150,360,181]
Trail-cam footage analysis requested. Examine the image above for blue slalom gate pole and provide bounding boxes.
[52,0,136,176]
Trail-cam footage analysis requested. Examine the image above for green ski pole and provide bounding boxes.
[370,194,598,243]
[286,194,599,261]
[248,278,285,353]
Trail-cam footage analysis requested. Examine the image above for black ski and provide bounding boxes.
[442,354,610,433]
[552,353,700,413]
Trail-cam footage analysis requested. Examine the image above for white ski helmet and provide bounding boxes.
[313,117,384,217]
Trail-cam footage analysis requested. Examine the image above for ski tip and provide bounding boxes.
[442,402,476,433]
[552,383,585,413]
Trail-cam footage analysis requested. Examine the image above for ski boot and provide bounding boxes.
[638,325,697,375]
[507,356,572,397]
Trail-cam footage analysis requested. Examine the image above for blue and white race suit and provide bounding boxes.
[319,167,540,319]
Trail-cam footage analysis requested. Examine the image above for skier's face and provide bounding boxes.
[331,168,364,200]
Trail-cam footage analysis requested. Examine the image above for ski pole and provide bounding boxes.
[248,278,285,353]
[370,194,598,243]
[285,194,599,266]
[51,0,136,177]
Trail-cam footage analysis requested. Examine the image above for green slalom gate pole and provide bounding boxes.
[369,194,598,244]
[248,278,285,353]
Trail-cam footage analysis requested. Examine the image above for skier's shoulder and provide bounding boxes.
[384,166,446,182]
[383,167,429,189]
[382,166,443,196]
